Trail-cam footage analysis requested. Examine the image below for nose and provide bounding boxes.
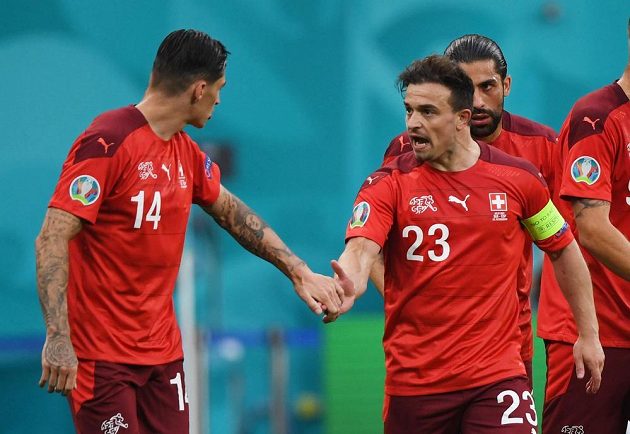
[473,90,484,109]
[406,111,424,130]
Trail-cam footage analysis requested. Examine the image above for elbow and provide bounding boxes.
[575,223,599,254]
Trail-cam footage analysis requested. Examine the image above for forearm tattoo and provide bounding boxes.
[207,193,304,277]
[573,198,609,219]
[35,209,82,337]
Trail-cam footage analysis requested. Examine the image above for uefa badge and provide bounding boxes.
[69,175,100,206]
[571,156,600,185]
[350,201,370,228]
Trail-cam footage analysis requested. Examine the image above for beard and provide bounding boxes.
[470,106,503,139]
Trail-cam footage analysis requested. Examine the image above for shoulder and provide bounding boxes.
[383,131,411,162]
[74,106,148,164]
[566,83,629,148]
[479,141,547,187]
[501,111,557,141]
[359,152,420,191]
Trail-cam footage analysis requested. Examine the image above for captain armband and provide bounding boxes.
[522,200,566,241]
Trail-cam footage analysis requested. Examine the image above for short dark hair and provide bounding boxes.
[444,34,508,80]
[397,55,473,112]
[151,29,229,95]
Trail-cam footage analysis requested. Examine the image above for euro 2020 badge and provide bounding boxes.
[571,156,600,185]
[350,201,370,228]
[69,175,100,205]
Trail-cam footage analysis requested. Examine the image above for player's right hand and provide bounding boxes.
[573,333,605,394]
[39,333,78,396]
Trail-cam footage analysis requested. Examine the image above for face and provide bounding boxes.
[458,60,510,140]
[190,75,227,128]
[404,82,469,163]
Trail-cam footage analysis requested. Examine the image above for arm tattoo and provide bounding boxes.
[35,209,82,337]
[205,192,303,277]
[573,198,609,219]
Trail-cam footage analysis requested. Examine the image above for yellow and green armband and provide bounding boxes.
[522,200,566,241]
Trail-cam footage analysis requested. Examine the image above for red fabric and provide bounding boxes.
[538,83,630,348]
[49,106,221,364]
[349,143,572,395]
[382,112,558,363]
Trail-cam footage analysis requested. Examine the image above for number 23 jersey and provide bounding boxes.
[49,106,221,365]
[346,142,573,395]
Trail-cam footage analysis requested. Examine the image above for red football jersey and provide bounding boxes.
[348,142,572,395]
[49,106,222,364]
[381,111,558,363]
[538,83,630,347]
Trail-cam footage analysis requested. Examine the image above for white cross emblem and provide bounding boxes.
[489,193,507,212]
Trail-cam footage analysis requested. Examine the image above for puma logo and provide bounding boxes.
[366,175,380,185]
[398,135,409,152]
[582,116,600,130]
[161,163,171,181]
[97,137,114,154]
[448,194,470,211]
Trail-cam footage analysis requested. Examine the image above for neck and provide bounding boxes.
[617,65,630,99]
[428,134,480,172]
[135,90,188,140]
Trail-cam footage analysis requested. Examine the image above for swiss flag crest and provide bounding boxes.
[489,193,508,212]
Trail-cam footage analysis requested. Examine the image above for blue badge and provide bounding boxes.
[69,175,100,205]
[571,156,600,185]
[350,201,370,228]
[204,155,213,179]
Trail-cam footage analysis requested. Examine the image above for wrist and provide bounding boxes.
[287,259,310,284]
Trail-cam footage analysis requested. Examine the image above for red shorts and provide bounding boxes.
[384,376,538,434]
[68,359,189,434]
[543,341,630,434]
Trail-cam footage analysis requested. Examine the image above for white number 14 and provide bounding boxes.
[130,190,161,229]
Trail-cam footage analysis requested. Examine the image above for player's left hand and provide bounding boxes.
[573,333,605,394]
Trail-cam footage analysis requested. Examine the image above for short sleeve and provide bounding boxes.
[560,131,615,203]
[191,146,222,206]
[345,173,396,248]
[48,134,120,224]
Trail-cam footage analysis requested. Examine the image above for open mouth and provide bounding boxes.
[409,134,431,152]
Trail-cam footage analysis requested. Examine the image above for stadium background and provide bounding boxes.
[0,1,627,433]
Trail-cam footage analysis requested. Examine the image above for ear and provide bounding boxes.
[457,108,472,130]
[191,80,207,104]
[503,75,512,97]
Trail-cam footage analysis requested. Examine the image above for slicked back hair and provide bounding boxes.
[151,29,229,96]
[444,34,508,80]
[398,55,474,113]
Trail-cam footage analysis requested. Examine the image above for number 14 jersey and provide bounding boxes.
[49,106,221,365]
[346,142,573,396]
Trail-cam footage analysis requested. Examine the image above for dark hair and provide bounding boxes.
[397,55,473,112]
[444,34,508,80]
[151,29,229,95]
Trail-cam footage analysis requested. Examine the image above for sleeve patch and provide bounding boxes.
[349,201,370,228]
[522,200,566,241]
[570,156,601,185]
[69,175,101,205]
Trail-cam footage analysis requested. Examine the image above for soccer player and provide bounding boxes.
[537,19,630,434]
[333,54,604,434]
[379,35,558,386]
[35,29,347,434]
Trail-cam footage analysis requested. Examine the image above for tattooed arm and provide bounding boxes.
[35,208,82,395]
[548,240,604,394]
[571,198,630,280]
[202,186,346,321]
